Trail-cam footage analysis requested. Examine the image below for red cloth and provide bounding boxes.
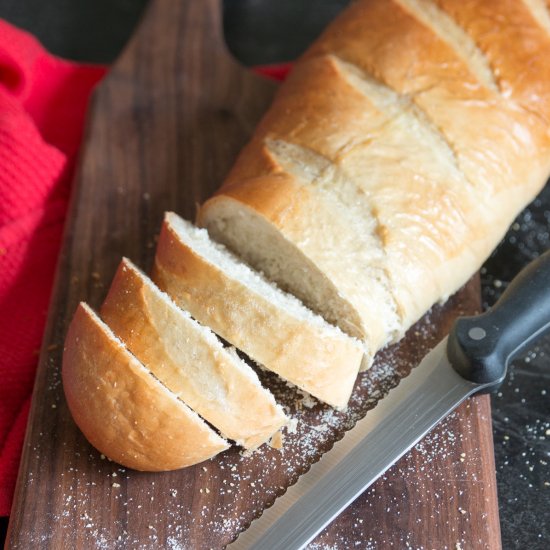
[0,19,290,516]
[254,63,291,81]
[0,20,106,516]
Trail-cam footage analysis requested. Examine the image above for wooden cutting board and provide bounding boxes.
[6,0,501,548]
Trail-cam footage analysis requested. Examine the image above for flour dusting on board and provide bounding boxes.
[28,283,492,549]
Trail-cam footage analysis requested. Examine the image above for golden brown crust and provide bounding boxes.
[304,0,489,98]
[434,0,550,122]
[302,0,550,180]
[100,259,287,449]
[62,303,229,471]
[152,214,364,409]
[306,0,550,117]
[200,0,550,353]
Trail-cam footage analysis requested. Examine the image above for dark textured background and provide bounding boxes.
[0,1,549,548]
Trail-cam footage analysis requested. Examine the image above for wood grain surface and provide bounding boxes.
[6,0,501,548]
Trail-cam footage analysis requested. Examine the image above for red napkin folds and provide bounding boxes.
[0,19,289,516]
[0,20,106,516]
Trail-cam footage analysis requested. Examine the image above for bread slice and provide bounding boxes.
[62,303,229,471]
[100,258,287,449]
[151,212,363,409]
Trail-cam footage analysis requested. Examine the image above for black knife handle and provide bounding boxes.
[447,249,550,387]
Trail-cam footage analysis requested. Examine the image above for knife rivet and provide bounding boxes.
[468,327,486,340]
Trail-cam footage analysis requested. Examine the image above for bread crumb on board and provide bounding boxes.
[268,431,284,449]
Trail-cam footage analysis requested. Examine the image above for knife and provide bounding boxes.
[229,249,550,550]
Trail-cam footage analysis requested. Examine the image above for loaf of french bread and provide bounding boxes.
[199,0,550,367]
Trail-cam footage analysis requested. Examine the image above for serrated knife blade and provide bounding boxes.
[229,337,482,550]
[228,249,550,550]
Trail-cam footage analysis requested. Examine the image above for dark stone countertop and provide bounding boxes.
[0,1,548,548]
